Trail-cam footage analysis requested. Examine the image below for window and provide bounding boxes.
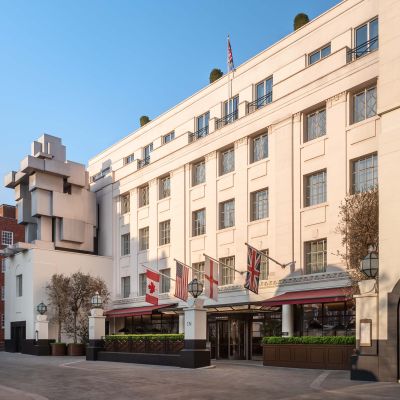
[1,314,4,329]
[1,231,13,246]
[139,227,149,251]
[163,131,175,144]
[139,185,149,207]
[306,108,326,141]
[192,262,205,284]
[1,259,5,273]
[192,209,206,236]
[260,250,269,280]
[224,96,239,118]
[159,175,171,199]
[139,273,146,296]
[121,276,130,298]
[121,193,130,214]
[1,286,4,301]
[305,239,327,274]
[144,143,153,159]
[355,18,378,58]
[196,112,210,137]
[16,274,22,297]
[251,189,269,221]
[352,153,378,193]
[160,268,171,293]
[256,77,273,108]
[219,199,235,229]
[121,233,130,256]
[192,159,205,186]
[305,170,327,207]
[353,86,377,124]
[90,166,111,183]
[220,148,235,175]
[220,256,235,286]
[309,44,331,65]
[159,220,171,246]
[252,133,268,162]
[124,153,135,165]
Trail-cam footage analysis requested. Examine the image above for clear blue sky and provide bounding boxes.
[0,0,340,205]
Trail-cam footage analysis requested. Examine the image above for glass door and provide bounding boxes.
[229,318,247,360]
[217,320,229,359]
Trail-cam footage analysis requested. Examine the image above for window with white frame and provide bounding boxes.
[305,239,327,274]
[124,153,135,165]
[219,148,234,175]
[305,170,327,207]
[144,143,153,159]
[1,314,4,329]
[309,44,331,65]
[251,189,269,221]
[1,231,13,246]
[159,175,171,199]
[260,250,269,280]
[16,274,22,297]
[192,209,206,236]
[219,199,235,229]
[121,193,130,214]
[355,18,378,59]
[353,86,377,124]
[192,159,205,186]
[196,112,210,137]
[306,108,326,142]
[139,184,149,207]
[255,77,273,108]
[163,131,175,144]
[224,96,239,119]
[352,153,378,194]
[139,273,146,296]
[159,220,171,246]
[252,133,268,163]
[1,259,5,273]
[192,262,205,284]
[1,286,4,301]
[160,268,171,293]
[121,233,130,256]
[139,227,149,251]
[121,276,130,298]
[220,256,235,286]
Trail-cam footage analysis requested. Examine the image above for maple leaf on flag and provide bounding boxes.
[148,281,155,294]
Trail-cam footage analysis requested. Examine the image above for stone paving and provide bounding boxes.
[0,352,399,400]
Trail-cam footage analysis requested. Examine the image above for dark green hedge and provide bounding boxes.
[105,334,184,342]
[262,336,355,345]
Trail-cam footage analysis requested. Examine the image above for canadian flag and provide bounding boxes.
[204,255,219,301]
[146,270,159,306]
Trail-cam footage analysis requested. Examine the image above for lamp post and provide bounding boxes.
[360,245,379,279]
[87,291,106,361]
[35,301,49,343]
[91,291,103,308]
[36,302,47,315]
[188,278,204,299]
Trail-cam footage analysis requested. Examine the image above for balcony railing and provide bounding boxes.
[347,36,378,62]
[189,126,209,143]
[137,156,150,169]
[248,91,273,114]
[216,110,238,130]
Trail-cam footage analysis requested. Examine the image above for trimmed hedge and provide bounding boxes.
[105,334,184,342]
[262,336,355,345]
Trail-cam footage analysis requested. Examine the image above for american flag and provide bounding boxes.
[204,255,219,301]
[244,245,261,294]
[174,261,189,301]
[227,36,235,72]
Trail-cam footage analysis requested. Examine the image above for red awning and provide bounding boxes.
[262,287,352,307]
[105,304,176,318]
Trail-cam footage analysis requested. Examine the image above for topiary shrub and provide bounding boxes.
[209,68,223,83]
[140,115,151,127]
[294,13,310,31]
[262,336,355,345]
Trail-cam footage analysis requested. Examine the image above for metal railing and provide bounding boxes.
[216,110,238,130]
[248,91,273,114]
[347,36,378,62]
[189,126,209,143]
[137,156,150,169]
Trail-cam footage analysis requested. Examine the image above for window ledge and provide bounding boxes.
[217,171,235,181]
[301,202,329,213]
[248,157,270,167]
[346,115,379,131]
[190,234,206,240]
[248,217,270,226]
[301,134,328,149]
[217,226,236,233]
[158,243,171,249]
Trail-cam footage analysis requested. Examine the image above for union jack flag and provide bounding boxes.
[244,245,262,294]
[174,261,189,302]
[227,36,234,72]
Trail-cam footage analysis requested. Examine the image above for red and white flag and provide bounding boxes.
[227,35,235,72]
[204,255,219,301]
[174,261,189,302]
[145,269,159,306]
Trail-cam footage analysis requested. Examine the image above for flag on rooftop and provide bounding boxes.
[227,35,235,72]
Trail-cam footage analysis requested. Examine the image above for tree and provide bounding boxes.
[337,188,379,273]
[294,13,310,31]
[209,68,223,84]
[63,272,109,344]
[46,274,70,343]
[140,115,151,127]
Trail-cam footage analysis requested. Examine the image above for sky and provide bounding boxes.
[0,0,340,205]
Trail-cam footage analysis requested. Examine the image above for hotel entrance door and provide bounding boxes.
[215,317,248,360]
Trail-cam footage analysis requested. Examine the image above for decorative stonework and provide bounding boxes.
[205,151,217,162]
[234,137,247,148]
[292,112,301,123]
[326,91,347,108]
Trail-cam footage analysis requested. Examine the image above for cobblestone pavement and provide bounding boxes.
[0,352,399,400]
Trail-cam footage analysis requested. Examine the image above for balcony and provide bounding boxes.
[248,91,273,114]
[347,36,378,62]
[189,126,209,143]
[137,156,150,169]
[216,110,238,130]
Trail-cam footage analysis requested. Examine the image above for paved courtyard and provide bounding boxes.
[0,352,399,400]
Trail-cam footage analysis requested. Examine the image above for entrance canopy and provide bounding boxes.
[261,287,352,307]
[105,304,176,318]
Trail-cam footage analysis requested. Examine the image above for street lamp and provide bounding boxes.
[91,291,103,308]
[36,302,47,315]
[188,278,204,299]
[360,245,379,279]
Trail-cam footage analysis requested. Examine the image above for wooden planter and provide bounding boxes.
[263,344,354,370]
[51,343,67,356]
[104,341,115,352]
[67,343,86,356]
[167,341,184,354]
[117,340,131,353]
[131,341,146,353]
[147,341,164,354]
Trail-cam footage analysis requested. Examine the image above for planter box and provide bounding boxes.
[263,344,354,370]
[67,343,86,356]
[51,343,67,356]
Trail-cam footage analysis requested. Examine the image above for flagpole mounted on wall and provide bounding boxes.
[245,243,295,269]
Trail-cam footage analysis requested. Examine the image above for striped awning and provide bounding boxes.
[105,303,177,318]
